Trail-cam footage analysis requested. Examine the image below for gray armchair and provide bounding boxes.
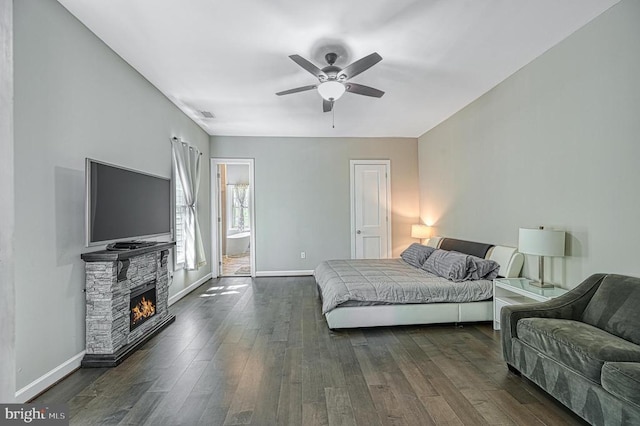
[501,273,640,426]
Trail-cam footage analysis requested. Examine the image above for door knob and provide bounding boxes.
[356,230,362,234]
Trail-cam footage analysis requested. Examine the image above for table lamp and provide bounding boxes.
[518,226,565,288]
[411,224,431,243]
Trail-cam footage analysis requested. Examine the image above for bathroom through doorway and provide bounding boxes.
[211,159,255,277]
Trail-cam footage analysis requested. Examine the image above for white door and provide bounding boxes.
[351,160,391,259]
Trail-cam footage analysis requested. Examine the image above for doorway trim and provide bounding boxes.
[210,158,256,277]
[350,159,392,259]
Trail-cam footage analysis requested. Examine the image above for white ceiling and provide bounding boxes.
[57,0,618,138]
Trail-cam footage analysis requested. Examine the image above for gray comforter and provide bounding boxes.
[315,259,493,314]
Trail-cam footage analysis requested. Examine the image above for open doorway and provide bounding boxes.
[211,159,256,277]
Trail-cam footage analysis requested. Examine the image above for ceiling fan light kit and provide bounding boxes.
[317,81,346,101]
[276,51,384,113]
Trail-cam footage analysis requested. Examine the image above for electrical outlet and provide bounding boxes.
[300,251,306,259]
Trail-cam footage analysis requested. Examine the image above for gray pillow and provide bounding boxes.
[421,250,500,282]
[467,256,500,280]
[400,243,435,268]
[422,249,471,282]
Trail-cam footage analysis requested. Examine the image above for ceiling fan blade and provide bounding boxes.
[338,52,382,80]
[345,83,385,98]
[323,99,333,113]
[289,55,327,80]
[276,85,317,96]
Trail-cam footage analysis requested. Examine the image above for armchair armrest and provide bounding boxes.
[501,273,607,365]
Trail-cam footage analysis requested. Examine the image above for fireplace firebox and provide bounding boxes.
[130,280,157,331]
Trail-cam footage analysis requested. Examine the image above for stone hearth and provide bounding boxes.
[80,242,175,367]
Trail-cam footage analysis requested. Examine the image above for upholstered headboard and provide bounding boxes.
[423,237,524,278]
[486,246,524,278]
[424,237,443,248]
[439,238,493,259]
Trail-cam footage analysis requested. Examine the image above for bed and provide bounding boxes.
[315,237,524,329]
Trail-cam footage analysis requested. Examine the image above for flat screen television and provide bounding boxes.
[85,158,172,247]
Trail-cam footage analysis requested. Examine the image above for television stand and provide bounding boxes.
[81,241,176,367]
[106,241,158,251]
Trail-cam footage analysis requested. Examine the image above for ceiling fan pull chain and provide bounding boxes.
[332,102,335,128]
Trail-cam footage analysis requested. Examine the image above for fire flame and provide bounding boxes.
[132,296,156,324]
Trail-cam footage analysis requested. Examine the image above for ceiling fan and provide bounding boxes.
[276,52,384,112]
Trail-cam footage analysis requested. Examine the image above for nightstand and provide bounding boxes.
[493,277,568,330]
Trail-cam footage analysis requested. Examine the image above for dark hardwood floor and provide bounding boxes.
[35,276,586,425]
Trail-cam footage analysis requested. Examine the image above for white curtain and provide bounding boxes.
[172,139,206,270]
[234,184,249,231]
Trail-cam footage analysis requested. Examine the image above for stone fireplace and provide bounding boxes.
[81,242,175,367]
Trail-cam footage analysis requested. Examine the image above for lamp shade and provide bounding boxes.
[411,224,431,239]
[518,228,565,257]
[317,81,346,101]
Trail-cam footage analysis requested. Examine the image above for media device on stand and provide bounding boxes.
[106,241,159,251]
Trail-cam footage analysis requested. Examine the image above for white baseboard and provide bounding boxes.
[168,273,212,306]
[13,274,212,402]
[255,270,314,277]
[14,270,312,402]
[15,351,85,403]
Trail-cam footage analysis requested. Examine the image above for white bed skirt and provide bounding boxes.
[324,301,492,329]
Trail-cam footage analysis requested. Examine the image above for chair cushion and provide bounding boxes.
[582,274,640,345]
[601,362,640,407]
[517,318,640,383]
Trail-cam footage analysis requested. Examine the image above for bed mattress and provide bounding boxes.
[315,259,493,314]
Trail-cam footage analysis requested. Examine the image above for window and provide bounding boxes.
[174,175,187,267]
[228,184,249,231]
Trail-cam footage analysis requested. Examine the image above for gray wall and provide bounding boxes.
[13,0,210,391]
[211,136,419,272]
[0,0,16,403]
[418,0,640,287]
